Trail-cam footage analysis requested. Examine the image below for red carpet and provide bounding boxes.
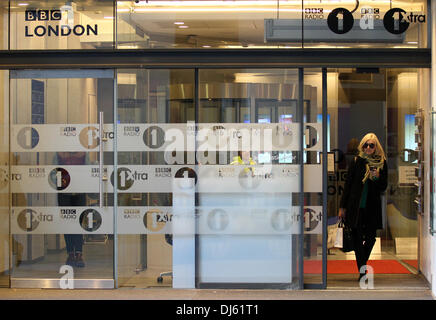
[402,260,418,269]
[304,260,412,274]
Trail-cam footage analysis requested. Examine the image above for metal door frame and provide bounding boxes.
[8,69,117,289]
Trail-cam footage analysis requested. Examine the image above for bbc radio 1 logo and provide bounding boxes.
[48,167,71,190]
[17,127,40,149]
[79,209,102,232]
[79,126,99,149]
[327,7,425,35]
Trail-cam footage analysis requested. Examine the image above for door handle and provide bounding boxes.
[99,111,108,208]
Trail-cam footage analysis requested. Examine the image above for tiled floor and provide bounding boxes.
[3,235,432,300]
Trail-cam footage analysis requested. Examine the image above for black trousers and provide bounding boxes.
[58,193,86,254]
[64,234,83,254]
[352,208,376,274]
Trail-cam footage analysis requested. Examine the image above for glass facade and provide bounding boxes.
[116,0,428,49]
[115,68,310,289]
[9,0,115,50]
[0,1,432,291]
[0,0,428,50]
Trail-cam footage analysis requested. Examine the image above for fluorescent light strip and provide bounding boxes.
[131,0,400,6]
[133,1,298,6]
[134,8,302,13]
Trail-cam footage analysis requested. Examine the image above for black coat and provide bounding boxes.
[340,156,388,230]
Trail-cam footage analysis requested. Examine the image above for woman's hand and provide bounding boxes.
[370,168,380,179]
[339,208,346,219]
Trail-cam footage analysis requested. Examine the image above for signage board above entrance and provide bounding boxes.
[24,8,98,38]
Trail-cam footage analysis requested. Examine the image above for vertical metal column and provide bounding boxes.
[298,68,304,289]
[113,69,118,288]
[321,68,328,289]
[194,68,199,288]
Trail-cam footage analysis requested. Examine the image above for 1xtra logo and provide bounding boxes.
[17,209,53,232]
[110,167,148,190]
[79,126,99,149]
[383,8,425,34]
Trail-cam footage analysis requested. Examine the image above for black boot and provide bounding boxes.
[66,253,75,267]
[75,252,85,268]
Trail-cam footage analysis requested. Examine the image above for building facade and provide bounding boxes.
[0,0,435,294]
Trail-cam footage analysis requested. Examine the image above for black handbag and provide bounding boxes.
[338,218,354,253]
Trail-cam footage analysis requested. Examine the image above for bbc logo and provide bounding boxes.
[360,8,380,14]
[25,10,62,21]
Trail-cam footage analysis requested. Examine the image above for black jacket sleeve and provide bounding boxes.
[371,160,388,193]
[340,157,356,209]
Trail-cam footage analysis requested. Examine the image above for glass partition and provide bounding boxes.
[303,68,324,287]
[9,70,115,288]
[0,70,9,287]
[197,69,302,288]
[386,69,420,270]
[116,69,195,288]
[9,0,115,50]
[115,68,308,289]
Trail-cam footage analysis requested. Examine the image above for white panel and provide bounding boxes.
[172,178,195,289]
[11,207,113,234]
[10,122,325,153]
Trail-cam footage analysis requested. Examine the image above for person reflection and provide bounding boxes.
[345,138,359,168]
[56,152,87,268]
[231,150,256,175]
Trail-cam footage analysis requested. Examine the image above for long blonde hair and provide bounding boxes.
[358,132,386,161]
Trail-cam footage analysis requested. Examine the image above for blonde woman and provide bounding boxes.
[339,133,388,281]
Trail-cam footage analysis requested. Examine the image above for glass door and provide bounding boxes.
[197,69,304,289]
[9,70,115,289]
